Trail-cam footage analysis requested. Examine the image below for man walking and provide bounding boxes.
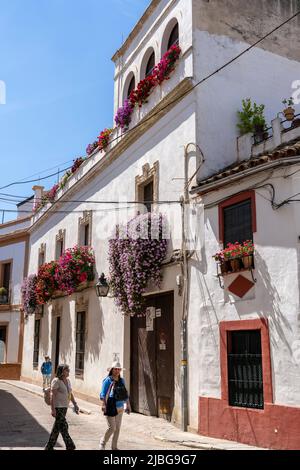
[41,356,52,390]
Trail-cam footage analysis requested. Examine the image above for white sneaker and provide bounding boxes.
[99,441,105,450]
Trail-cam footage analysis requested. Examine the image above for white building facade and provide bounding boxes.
[0,206,31,379]
[21,0,300,449]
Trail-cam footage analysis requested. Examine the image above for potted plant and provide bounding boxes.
[0,287,8,304]
[237,99,268,143]
[252,102,267,143]
[282,97,295,121]
[213,251,229,274]
[226,242,242,272]
[237,98,254,135]
[241,240,254,268]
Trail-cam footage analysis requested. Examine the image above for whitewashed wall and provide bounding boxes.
[186,168,300,429]
[193,20,300,180]
[113,0,193,116]
[22,92,196,416]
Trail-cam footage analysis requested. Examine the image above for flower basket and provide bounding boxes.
[213,241,254,276]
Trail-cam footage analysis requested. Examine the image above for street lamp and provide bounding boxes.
[95,273,110,297]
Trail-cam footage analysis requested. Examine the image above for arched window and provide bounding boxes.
[127,76,135,99]
[167,22,179,50]
[145,52,155,77]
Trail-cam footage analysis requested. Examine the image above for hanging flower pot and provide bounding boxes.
[220,260,231,274]
[242,255,253,269]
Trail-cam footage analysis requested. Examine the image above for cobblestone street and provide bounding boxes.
[0,381,260,450]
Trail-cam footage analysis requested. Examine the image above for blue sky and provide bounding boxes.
[0,0,150,222]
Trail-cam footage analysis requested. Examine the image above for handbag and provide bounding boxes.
[113,379,128,401]
[103,381,118,417]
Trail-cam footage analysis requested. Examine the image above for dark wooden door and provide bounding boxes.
[130,292,174,421]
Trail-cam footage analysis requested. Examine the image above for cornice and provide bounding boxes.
[30,77,194,232]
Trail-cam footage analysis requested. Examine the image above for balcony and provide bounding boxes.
[237,114,300,161]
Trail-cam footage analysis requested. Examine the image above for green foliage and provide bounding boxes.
[282,97,294,107]
[237,98,267,135]
[0,287,7,296]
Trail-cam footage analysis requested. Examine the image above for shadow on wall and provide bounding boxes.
[0,388,50,448]
[235,251,292,353]
[41,308,50,362]
[48,292,105,369]
[57,300,72,365]
[84,292,105,361]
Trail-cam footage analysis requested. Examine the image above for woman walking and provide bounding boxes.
[99,361,131,450]
[45,364,79,450]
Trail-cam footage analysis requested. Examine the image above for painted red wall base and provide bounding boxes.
[199,397,300,450]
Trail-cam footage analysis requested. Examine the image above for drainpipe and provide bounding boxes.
[181,143,205,432]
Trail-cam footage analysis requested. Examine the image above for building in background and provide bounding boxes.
[0,199,31,379]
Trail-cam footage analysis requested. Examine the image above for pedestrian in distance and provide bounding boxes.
[44,364,79,450]
[41,355,52,390]
[99,361,131,450]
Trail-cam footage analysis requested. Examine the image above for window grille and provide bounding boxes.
[75,312,86,376]
[33,319,40,368]
[227,330,264,409]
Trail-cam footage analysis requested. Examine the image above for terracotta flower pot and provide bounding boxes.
[230,259,240,272]
[283,107,295,121]
[242,255,253,269]
[220,261,230,274]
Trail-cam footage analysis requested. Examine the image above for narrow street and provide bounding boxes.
[0,381,259,450]
[0,382,198,451]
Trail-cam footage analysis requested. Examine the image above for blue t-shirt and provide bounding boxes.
[100,376,127,409]
[41,361,52,375]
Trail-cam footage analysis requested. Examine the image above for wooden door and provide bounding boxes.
[130,292,174,421]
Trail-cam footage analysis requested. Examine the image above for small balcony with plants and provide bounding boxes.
[21,246,95,316]
[213,241,256,289]
[236,97,300,161]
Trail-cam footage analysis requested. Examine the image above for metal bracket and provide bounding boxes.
[217,264,224,289]
[250,268,257,283]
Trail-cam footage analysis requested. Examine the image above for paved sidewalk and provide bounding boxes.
[1,380,263,450]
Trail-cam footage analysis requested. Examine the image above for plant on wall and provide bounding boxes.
[21,274,38,314]
[98,128,114,151]
[115,99,134,129]
[108,212,168,316]
[71,157,85,174]
[152,43,181,85]
[34,44,182,214]
[54,245,95,295]
[86,141,99,156]
[237,98,267,136]
[129,75,157,108]
[35,261,59,304]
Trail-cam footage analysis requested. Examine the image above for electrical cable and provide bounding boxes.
[2,9,300,191]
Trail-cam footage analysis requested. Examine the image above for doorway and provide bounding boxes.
[130,292,174,421]
[0,326,7,363]
[54,317,61,372]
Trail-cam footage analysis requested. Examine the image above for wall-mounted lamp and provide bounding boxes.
[95,273,110,298]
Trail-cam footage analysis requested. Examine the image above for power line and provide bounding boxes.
[0,166,71,190]
[2,10,299,192]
